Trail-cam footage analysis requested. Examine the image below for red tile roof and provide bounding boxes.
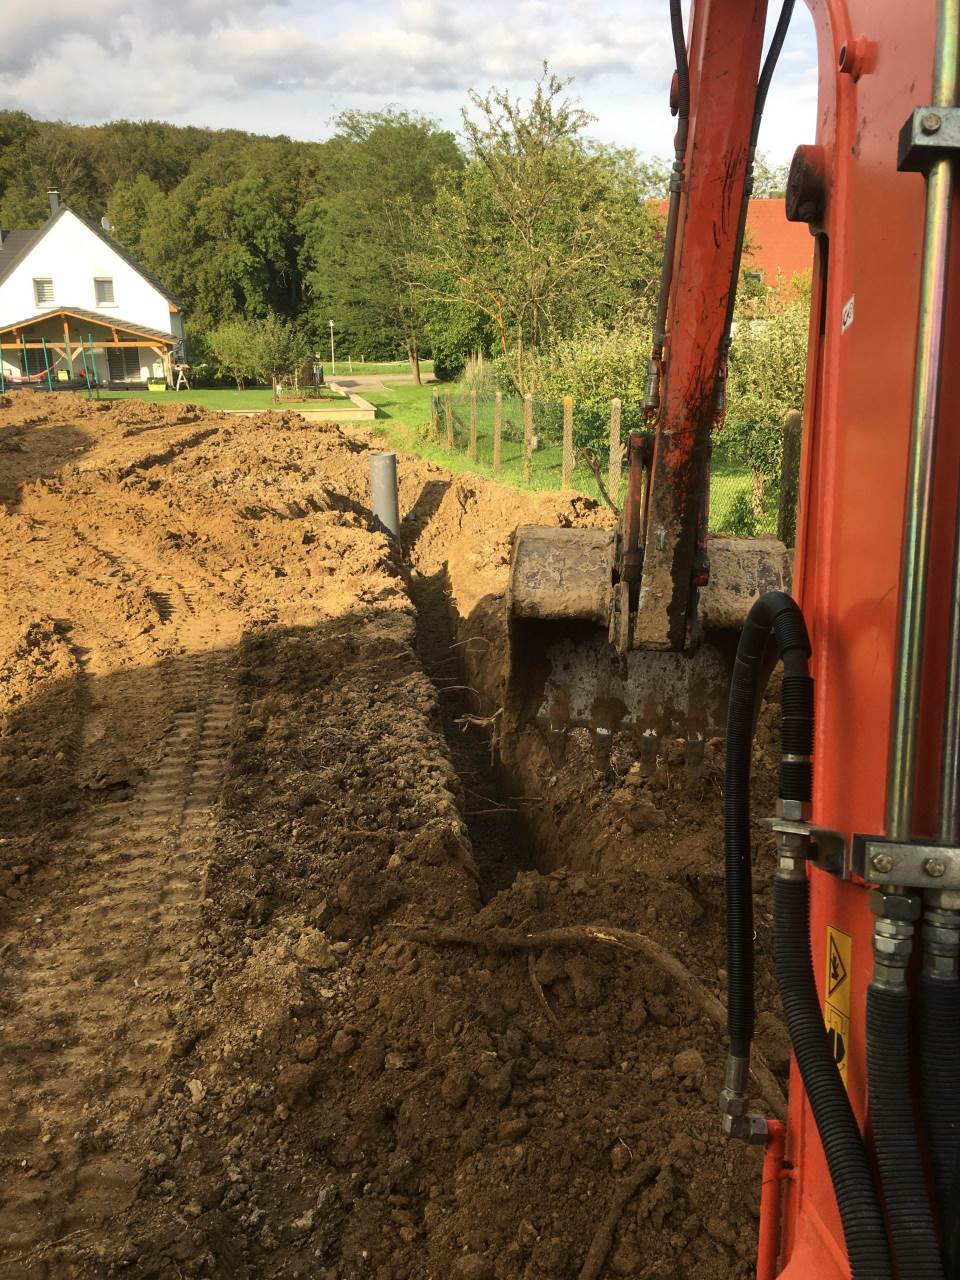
[651,197,813,292]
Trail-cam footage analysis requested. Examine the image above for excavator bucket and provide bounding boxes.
[505,524,791,766]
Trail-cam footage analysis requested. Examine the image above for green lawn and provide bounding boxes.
[364,382,769,532]
[97,387,342,413]
[365,384,621,501]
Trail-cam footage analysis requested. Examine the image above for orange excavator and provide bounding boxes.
[507,0,960,1274]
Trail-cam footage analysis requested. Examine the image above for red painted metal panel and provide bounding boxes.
[777,0,958,1273]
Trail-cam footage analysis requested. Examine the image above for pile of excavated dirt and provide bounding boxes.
[0,393,787,1280]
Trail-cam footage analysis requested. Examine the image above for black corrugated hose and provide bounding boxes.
[868,981,944,1279]
[724,590,812,1057]
[920,974,960,1262]
[725,590,893,1278]
[777,879,893,1278]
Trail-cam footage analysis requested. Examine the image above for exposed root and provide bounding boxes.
[578,1158,660,1280]
[0,1228,90,1267]
[527,951,560,1028]
[402,921,786,1120]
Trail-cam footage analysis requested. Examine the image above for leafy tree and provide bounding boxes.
[751,154,790,198]
[105,174,164,253]
[207,317,260,389]
[252,312,311,395]
[523,319,651,446]
[409,68,662,392]
[298,111,462,378]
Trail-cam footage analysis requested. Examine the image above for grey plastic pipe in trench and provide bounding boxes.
[370,451,401,540]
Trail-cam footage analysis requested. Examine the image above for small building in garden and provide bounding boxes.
[0,191,184,389]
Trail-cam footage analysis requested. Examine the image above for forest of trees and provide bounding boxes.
[0,81,789,387]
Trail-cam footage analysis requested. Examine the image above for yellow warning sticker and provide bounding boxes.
[825,926,852,1085]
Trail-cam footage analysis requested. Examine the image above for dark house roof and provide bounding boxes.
[0,228,44,286]
[0,305,179,345]
[0,206,183,309]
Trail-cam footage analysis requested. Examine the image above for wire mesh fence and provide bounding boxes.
[427,389,798,538]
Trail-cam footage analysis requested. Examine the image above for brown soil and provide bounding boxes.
[0,393,787,1280]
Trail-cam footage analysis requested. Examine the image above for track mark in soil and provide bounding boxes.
[0,579,237,1257]
[409,569,534,898]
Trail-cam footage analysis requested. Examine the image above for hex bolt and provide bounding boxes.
[872,852,895,875]
[924,857,947,878]
[921,112,943,134]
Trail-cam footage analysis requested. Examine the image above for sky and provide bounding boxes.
[1,0,818,163]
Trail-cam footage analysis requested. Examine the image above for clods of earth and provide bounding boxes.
[0,393,788,1279]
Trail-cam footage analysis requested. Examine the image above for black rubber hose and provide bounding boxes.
[725,590,811,1057]
[945,1146,960,1280]
[868,982,944,1279]
[776,878,893,1279]
[669,0,690,124]
[920,974,960,1242]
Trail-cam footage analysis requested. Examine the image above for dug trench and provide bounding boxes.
[0,394,791,1280]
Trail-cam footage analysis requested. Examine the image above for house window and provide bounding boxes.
[107,347,142,382]
[33,278,54,305]
[94,277,115,306]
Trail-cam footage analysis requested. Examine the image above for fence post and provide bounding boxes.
[444,390,454,451]
[430,392,439,439]
[562,395,574,488]
[523,394,534,483]
[778,409,802,546]
[469,391,478,461]
[493,391,503,472]
[608,398,622,500]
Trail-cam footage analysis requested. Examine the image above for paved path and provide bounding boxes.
[330,373,436,391]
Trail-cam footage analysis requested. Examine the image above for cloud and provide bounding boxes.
[0,0,817,160]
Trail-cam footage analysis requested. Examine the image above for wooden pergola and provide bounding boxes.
[0,306,179,386]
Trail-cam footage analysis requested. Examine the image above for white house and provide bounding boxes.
[0,191,184,389]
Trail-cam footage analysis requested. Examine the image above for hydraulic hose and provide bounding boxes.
[919,973,960,1243]
[669,0,690,124]
[725,590,893,1277]
[724,590,811,1058]
[868,981,944,1279]
[776,878,893,1279]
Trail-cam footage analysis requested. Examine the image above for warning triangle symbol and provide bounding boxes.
[828,936,848,998]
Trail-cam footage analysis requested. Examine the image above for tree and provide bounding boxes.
[252,312,310,396]
[524,319,652,448]
[298,111,462,379]
[751,154,790,198]
[207,317,260,389]
[105,174,164,254]
[409,67,662,392]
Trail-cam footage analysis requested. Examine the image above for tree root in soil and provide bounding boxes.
[401,921,786,1120]
[578,1157,660,1280]
[527,951,560,1028]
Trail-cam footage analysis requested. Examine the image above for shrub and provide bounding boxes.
[723,288,809,491]
[207,317,260,389]
[524,320,651,451]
